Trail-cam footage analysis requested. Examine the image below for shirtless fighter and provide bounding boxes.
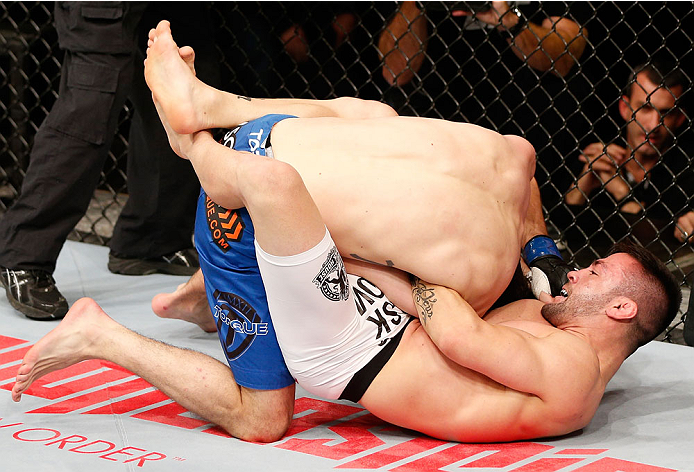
[11,22,679,443]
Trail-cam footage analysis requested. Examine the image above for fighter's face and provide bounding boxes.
[619,73,684,159]
[541,253,637,326]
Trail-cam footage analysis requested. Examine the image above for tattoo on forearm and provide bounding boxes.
[410,275,437,326]
[237,95,251,101]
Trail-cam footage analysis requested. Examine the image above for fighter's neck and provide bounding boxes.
[485,299,628,383]
[483,298,546,326]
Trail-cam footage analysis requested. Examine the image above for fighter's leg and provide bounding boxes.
[153,86,316,227]
[12,298,294,442]
[144,20,395,135]
[151,269,215,332]
[183,129,326,253]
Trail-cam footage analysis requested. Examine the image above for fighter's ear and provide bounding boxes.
[673,108,686,129]
[605,296,638,321]
[618,95,632,122]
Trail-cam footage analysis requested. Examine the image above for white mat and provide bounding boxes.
[1,241,692,471]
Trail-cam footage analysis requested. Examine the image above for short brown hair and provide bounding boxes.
[624,61,688,106]
[608,242,682,352]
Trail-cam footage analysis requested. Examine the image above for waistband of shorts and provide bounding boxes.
[214,113,296,157]
[339,316,415,403]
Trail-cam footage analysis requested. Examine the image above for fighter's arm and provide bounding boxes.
[410,276,590,400]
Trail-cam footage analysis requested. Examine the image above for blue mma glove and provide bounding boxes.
[523,235,575,298]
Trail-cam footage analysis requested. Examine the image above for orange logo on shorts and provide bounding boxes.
[205,196,245,252]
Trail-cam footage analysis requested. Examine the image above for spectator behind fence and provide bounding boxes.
[0,2,220,321]
[565,62,693,246]
[279,3,357,64]
[376,1,590,209]
[379,1,586,89]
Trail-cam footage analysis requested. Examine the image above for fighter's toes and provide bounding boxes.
[14,364,30,377]
[179,46,196,75]
[155,19,172,36]
[11,381,26,402]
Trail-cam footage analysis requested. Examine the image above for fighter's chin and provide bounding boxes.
[539,292,567,305]
[540,302,565,327]
[639,137,660,153]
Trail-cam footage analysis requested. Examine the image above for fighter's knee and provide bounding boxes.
[504,135,536,177]
[331,97,397,118]
[369,100,398,118]
[250,406,294,443]
[230,411,292,443]
[239,158,303,201]
[226,386,295,442]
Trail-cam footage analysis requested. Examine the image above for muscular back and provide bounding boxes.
[271,116,535,313]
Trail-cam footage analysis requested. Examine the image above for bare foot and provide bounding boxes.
[148,27,196,75]
[152,97,195,159]
[12,298,113,402]
[152,277,216,333]
[144,20,216,134]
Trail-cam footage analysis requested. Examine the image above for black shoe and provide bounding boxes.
[0,268,68,320]
[108,248,199,276]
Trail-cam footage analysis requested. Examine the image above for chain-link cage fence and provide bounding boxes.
[1,2,693,296]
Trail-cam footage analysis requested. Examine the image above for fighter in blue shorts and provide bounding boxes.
[197,114,413,400]
[195,114,297,390]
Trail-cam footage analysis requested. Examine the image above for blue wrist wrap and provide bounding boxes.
[523,235,562,264]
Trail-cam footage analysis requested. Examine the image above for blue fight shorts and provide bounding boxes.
[194,114,297,390]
